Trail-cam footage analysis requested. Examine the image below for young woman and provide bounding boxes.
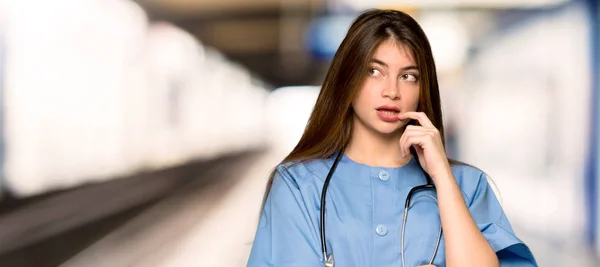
[247,9,537,267]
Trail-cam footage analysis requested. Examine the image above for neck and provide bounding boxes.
[345,119,412,168]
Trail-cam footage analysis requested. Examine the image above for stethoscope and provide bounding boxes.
[321,150,443,267]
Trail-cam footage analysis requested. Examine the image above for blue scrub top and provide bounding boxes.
[247,153,537,267]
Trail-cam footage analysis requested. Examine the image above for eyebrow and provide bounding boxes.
[370,58,418,71]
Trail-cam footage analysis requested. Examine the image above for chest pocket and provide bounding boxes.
[402,190,445,267]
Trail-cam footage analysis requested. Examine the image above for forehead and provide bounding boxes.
[372,40,416,66]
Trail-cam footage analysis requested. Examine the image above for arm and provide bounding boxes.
[247,165,322,267]
[435,170,499,267]
[399,111,498,266]
[399,112,536,267]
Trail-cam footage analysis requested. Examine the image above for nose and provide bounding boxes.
[382,79,400,100]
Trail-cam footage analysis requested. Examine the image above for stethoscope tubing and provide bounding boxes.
[320,150,442,267]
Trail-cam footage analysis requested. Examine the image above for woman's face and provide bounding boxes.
[352,40,420,136]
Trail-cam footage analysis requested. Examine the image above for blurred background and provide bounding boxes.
[0,0,598,266]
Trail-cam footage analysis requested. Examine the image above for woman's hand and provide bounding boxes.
[398,112,451,181]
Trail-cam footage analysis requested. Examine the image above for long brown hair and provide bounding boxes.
[263,9,465,204]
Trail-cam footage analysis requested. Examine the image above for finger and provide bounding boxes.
[400,131,435,141]
[415,143,425,164]
[404,122,440,140]
[399,132,407,157]
[404,124,429,133]
[402,134,435,156]
[398,111,434,128]
[400,134,412,157]
[401,134,427,157]
[402,127,436,143]
[402,128,437,138]
[400,127,434,156]
[399,111,434,128]
[400,128,417,156]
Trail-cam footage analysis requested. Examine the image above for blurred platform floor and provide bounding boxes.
[1,149,599,266]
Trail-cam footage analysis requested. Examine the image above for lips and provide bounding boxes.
[376,105,400,113]
[375,106,400,122]
[378,110,399,115]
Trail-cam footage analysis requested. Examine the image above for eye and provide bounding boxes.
[368,67,384,77]
[400,73,418,82]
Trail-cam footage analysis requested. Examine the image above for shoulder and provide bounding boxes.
[274,159,332,189]
[450,163,490,205]
[274,157,334,189]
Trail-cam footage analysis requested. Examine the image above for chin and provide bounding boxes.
[356,116,404,136]
[377,129,401,135]
[372,124,402,135]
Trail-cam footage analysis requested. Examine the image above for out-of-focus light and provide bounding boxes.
[418,12,470,72]
[145,22,204,75]
[2,0,149,196]
[306,15,355,60]
[265,86,320,155]
[337,0,569,10]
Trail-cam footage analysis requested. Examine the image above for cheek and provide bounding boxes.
[411,93,420,108]
[353,85,375,110]
[402,87,420,109]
